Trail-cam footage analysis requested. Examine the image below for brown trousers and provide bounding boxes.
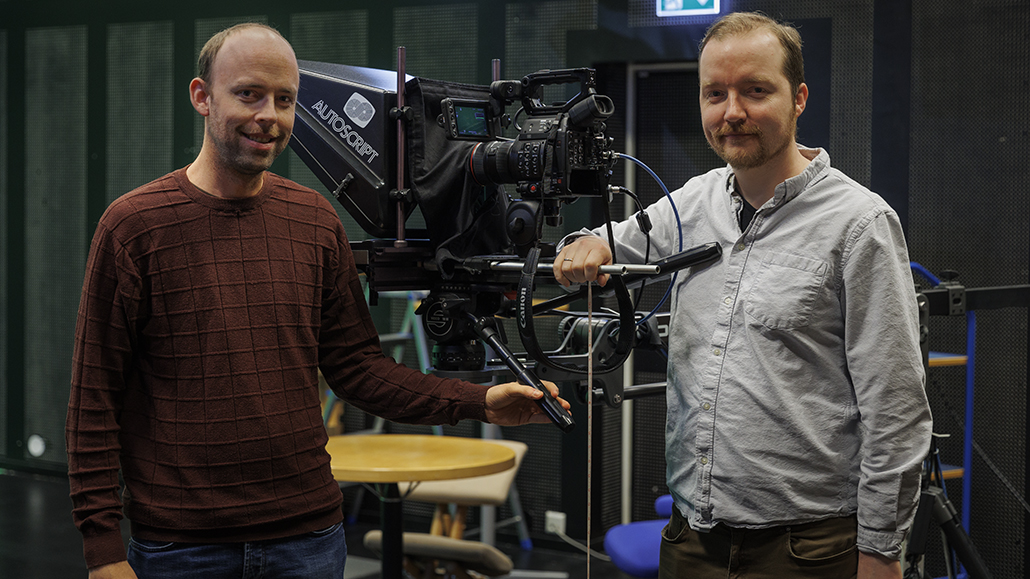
[659,507,858,579]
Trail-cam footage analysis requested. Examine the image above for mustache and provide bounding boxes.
[713,124,762,138]
[244,131,285,142]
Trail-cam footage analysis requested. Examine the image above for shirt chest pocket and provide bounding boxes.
[744,252,829,330]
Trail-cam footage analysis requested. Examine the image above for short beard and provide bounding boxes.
[212,134,285,176]
[709,121,797,170]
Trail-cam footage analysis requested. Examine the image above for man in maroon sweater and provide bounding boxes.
[67,23,568,579]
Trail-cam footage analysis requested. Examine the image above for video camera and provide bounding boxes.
[465,69,616,250]
[290,60,616,255]
[289,57,721,431]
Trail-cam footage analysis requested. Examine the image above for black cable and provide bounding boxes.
[608,185,651,312]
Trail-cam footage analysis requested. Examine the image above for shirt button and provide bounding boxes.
[736,243,746,251]
[700,456,708,465]
[713,349,721,356]
[702,402,711,411]
[723,297,732,305]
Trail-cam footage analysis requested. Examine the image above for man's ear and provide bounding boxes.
[794,82,809,118]
[189,77,211,117]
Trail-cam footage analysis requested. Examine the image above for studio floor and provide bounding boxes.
[0,470,633,579]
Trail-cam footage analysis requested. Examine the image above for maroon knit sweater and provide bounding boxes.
[66,168,490,569]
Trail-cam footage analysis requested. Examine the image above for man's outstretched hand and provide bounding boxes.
[484,380,570,426]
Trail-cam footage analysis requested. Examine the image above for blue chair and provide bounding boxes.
[603,495,674,578]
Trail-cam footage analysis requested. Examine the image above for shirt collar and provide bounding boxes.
[722,145,830,208]
[777,146,827,205]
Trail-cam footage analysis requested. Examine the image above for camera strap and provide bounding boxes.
[516,246,552,367]
[515,245,635,376]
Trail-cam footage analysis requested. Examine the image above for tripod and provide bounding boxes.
[904,434,993,579]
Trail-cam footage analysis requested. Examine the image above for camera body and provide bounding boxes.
[441,68,617,251]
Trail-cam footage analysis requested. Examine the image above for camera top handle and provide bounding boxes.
[489,68,612,119]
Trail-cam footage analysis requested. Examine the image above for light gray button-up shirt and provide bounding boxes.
[575,147,931,558]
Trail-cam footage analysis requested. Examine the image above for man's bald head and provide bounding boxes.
[197,23,292,85]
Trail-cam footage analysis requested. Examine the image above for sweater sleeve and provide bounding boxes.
[66,216,141,569]
[317,224,490,424]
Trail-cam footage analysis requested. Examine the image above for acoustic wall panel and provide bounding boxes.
[395,3,479,84]
[0,29,8,457]
[106,21,175,204]
[23,25,88,466]
[288,10,372,241]
[907,3,1029,576]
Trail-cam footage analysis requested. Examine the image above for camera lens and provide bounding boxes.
[470,139,545,185]
[470,141,517,185]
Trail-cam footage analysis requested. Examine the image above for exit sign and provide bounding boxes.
[656,0,722,17]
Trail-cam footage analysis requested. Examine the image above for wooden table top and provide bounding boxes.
[324,434,516,483]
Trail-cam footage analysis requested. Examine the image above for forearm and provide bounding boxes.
[323,350,490,425]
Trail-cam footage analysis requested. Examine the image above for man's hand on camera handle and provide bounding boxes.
[553,236,612,288]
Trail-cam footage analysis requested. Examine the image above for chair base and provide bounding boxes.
[364,530,514,577]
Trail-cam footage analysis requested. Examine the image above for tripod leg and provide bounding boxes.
[903,488,937,579]
[908,489,935,558]
[927,486,994,579]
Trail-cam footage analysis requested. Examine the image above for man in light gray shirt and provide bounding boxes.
[555,12,931,579]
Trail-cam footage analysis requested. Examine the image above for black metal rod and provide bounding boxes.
[921,284,1030,315]
[531,242,721,316]
[472,316,575,432]
[590,382,666,404]
[381,483,403,579]
[927,486,995,579]
[394,46,407,248]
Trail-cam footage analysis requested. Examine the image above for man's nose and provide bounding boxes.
[254,97,278,125]
[724,93,746,123]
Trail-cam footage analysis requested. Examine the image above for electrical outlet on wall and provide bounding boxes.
[545,510,567,534]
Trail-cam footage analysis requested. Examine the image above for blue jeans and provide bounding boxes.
[126,522,347,579]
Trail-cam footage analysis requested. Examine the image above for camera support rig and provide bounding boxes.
[290,50,722,432]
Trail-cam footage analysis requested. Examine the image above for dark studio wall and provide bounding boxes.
[1,0,1027,575]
